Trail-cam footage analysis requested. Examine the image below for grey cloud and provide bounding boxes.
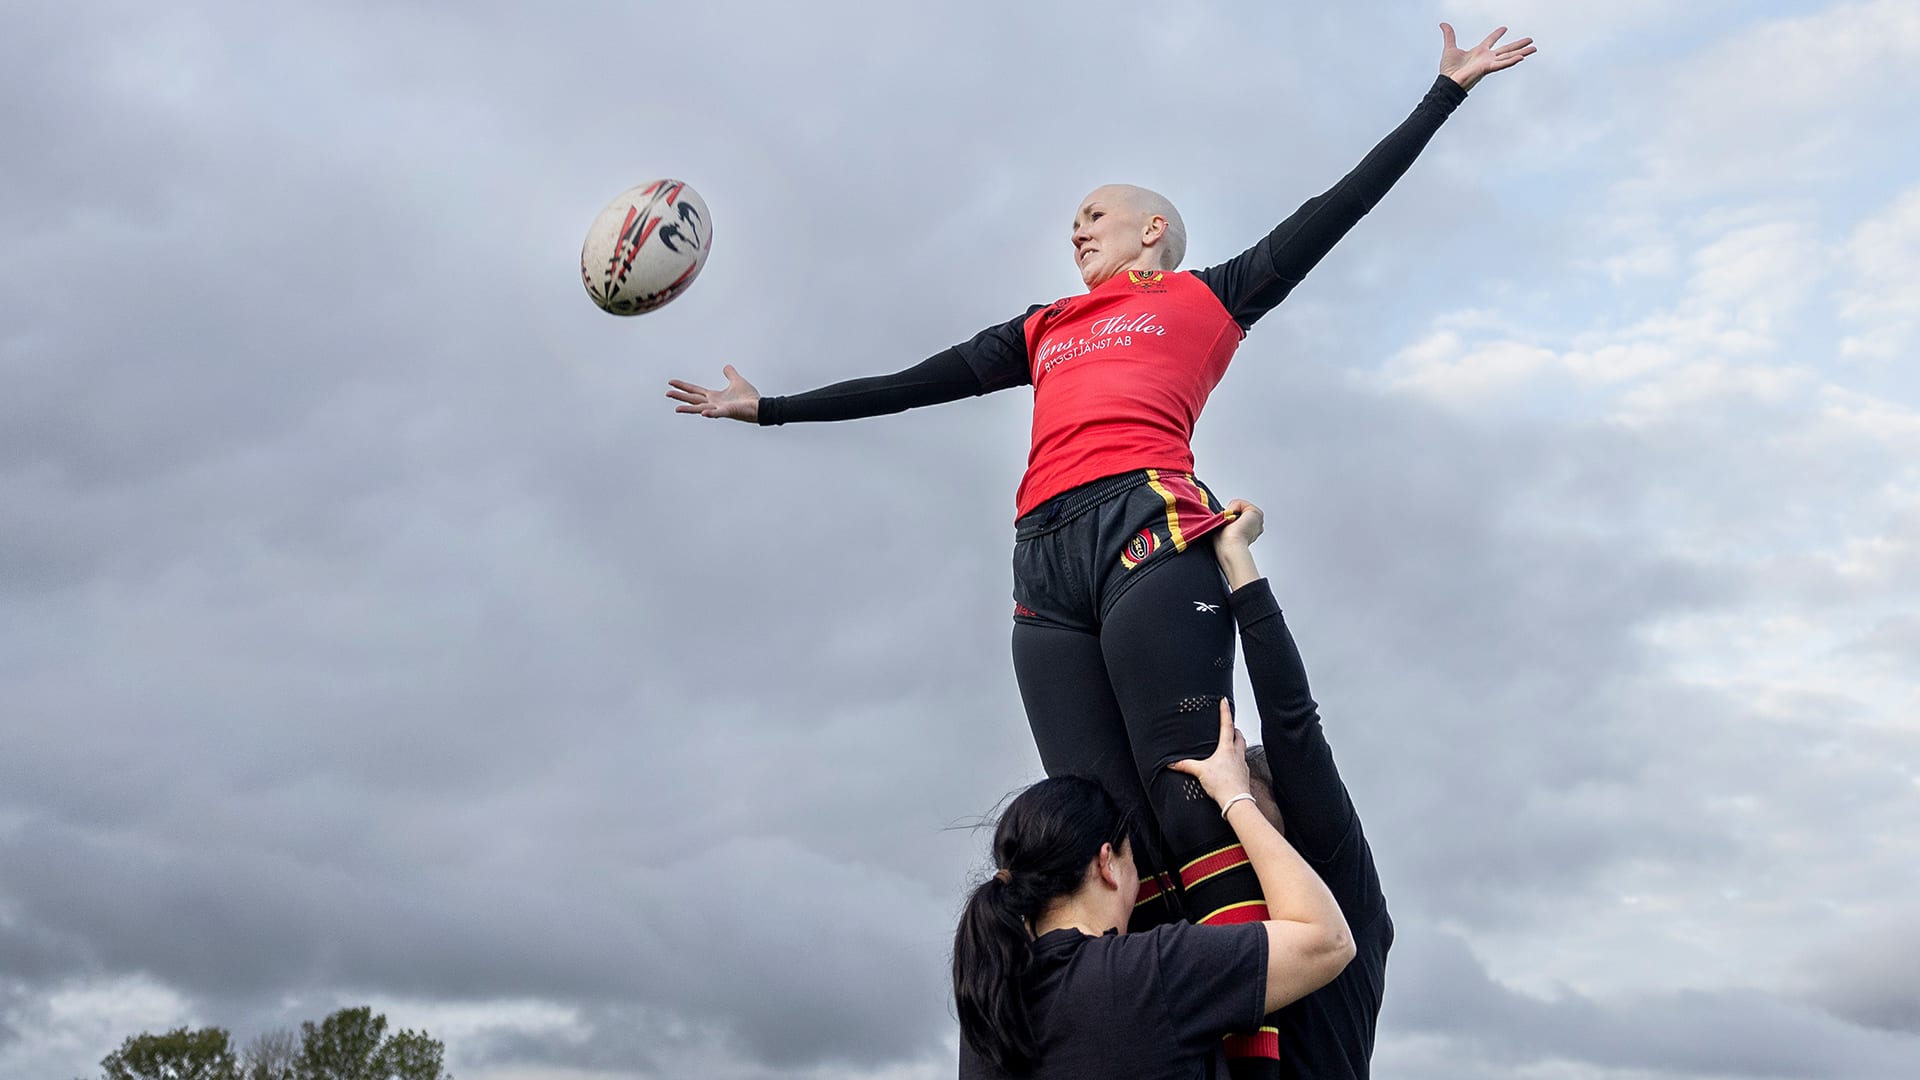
[1,814,958,1064]
[7,2,1920,1079]
[1195,360,1744,924]
[1801,918,1920,1036]
[0,981,28,1059]
[1390,926,1920,1079]
[1849,614,1920,665]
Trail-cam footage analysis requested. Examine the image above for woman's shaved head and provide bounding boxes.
[1108,185,1187,269]
[1072,184,1189,287]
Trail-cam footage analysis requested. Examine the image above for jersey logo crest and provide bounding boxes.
[1127,270,1167,290]
[1121,529,1159,569]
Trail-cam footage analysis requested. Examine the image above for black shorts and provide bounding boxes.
[1012,469,1232,632]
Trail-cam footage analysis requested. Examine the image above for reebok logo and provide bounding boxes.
[1193,602,1221,613]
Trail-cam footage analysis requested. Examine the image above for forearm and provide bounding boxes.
[1262,75,1467,281]
[1231,578,1358,860]
[1218,544,1259,592]
[756,348,982,426]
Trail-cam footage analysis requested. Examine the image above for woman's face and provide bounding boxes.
[1071,187,1151,289]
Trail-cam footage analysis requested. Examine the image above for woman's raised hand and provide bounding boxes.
[666,364,761,422]
[1439,23,1536,91]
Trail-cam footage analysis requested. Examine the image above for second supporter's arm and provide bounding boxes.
[1171,703,1355,1015]
[1216,521,1357,864]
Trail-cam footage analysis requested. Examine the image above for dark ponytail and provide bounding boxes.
[952,776,1135,1074]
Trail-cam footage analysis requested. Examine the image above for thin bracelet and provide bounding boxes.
[1219,793,1256,818]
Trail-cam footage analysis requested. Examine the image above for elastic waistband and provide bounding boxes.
[1014,471,1150,540]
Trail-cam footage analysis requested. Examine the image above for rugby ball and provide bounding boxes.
[581,179,712,315]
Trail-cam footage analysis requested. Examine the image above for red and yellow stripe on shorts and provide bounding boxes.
[1121,470,1234,569]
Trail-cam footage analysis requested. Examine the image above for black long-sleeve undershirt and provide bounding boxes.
[1192,74,1467,330]
[754,348,983,427]
[1228,579,1360,869]
[757,74,1467,427]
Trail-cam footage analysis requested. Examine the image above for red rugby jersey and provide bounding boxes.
[1015,270,1241,517]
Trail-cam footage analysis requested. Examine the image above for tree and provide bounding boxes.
[295,1007,384,1080]
[101,1026,240,1080]
[296,1007,450,1080]
[241,1029,298,1080]
[371,1029,450,1080]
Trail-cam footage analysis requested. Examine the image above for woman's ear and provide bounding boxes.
[1141,214,1168,247]
[1097,841,1120,889]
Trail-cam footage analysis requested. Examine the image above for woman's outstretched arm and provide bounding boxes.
[1193,24,1535,330]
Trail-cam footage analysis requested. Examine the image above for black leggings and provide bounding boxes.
[1012,544,1253,920]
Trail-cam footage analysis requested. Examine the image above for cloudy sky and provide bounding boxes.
[5,1,1918,1077]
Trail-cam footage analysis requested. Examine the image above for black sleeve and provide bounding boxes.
[1149,921,1271,1048]
[1194,75,1469,330]
[756,348,983,426]
[952,307,1041,393]
[756,309,1036,427]
[1228,581,1376,886]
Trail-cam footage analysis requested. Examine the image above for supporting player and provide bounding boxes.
[1215,500,1393,1080]
[952,720,1354,1079]
[670,24,1530,1077]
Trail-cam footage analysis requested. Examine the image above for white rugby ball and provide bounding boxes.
[580,179,713,315]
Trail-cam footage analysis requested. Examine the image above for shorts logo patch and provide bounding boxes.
[1013,601,1038,619]
[1121,529,1158,570]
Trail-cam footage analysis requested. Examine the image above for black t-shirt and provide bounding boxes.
[958,921,1269,1080]
[1274,842,1392,1080]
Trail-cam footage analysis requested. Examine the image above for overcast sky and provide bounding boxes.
[5,1,1918,1078]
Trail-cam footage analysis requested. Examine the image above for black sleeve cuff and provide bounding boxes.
[758,396,786,426]
[1428,72,1469,108]
[1227,578,1282,626]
